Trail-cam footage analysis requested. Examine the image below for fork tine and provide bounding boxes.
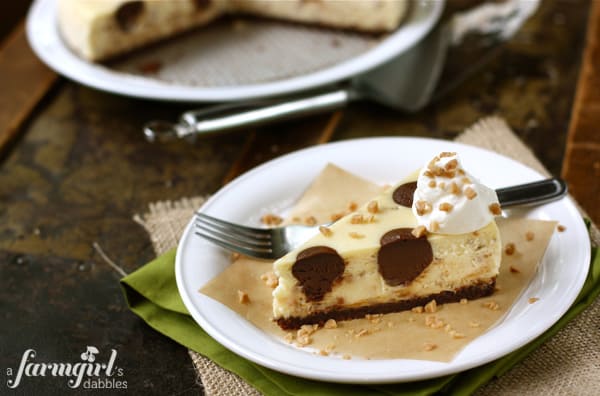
[194,230,274,260]
[195,212,271,239]
[195,221,272,248]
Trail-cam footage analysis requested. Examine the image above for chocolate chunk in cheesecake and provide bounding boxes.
[292,246,344,301]
[377,228,433,286]
[392,181,417,207]
[115,1,144,32]
[194,0,212,11]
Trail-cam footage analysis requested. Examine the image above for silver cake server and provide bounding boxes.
[144,0,540,142]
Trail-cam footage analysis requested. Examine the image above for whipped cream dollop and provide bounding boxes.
[412,152,500,234]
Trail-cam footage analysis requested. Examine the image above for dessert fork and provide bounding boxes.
[194,177,566,260]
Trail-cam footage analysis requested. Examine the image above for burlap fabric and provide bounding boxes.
[134,116,599,395]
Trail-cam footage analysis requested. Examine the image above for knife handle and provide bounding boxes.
[497,177,567,208]
[144,89,355,142]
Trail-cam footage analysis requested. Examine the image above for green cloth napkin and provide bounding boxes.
[120,227,599,396]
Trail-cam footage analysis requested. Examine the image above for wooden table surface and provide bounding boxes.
[1,1,598,394]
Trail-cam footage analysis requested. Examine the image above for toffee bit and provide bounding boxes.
[483,301,500,310]
[557,224,567,232]
[504,243,516,256]
[349,232,365,239]
[439,151,456,158]
[464,186,477,200]
[350,214,367,224]
[423,342,437,351]
[324,319,338,329]
[298,324,319,337]
[439,202,454,212]
[367,200,379,214]
[528,297,540,304]
[525,231,535,241]
[330,213,344,222]
[509,266,520,274]
[354,328,371,338]
[348,201,358,211]
[415,200,432,216]
[319,226,333,237]
[450,182,460,195]
[489,203,502,216]
[366,314,382,324]
[431,320,445,329]
[261,213,283,226]
[424,300,438,313]
[296,324,318,346]
[428,180,437,188]
[430,221,440,232]
[411,306,424,313]
[237,290,250,304]
[296,335,312,346]
[425,315,444,329]
[444,159,458,171]
[305,216,317,226]
[427,156,440,169]
[411,225,427,238]
[260,271,279,288]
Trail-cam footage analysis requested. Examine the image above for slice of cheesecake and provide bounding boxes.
[273,153,502,329]
[57,0,409,62]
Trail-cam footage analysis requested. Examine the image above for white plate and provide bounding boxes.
[175,137,590,384]
[26,0,443,102]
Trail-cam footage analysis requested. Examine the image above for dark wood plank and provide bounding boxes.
[0,23,57,156]
[222,111,343,184]
[563,0,600,226]
[0,1,32,43]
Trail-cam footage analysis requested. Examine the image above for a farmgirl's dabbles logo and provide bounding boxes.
[6,346,127,390]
